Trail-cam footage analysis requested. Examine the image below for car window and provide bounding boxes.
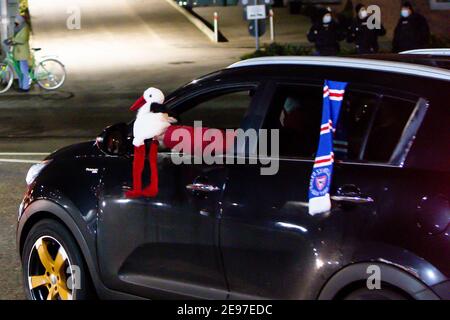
[364,96,416,163]
[263,84,323,158]
[264,83,416,164]
[334,90,380,161]
[177,88,256,130]
[263,84,379,160]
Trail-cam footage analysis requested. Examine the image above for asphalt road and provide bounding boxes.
[0,160,27,300]
[0,0,249,299]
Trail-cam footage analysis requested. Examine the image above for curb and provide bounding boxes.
[164,0,226,43]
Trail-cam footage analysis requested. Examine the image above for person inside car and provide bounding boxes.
[347,3,386,54]
[278,96,318,157]
[392,1,430,53]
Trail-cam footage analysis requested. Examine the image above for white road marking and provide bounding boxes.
[0,159,41,164]
[0,152,48,164]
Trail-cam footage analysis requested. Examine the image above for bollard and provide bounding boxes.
[213,12,219,43]
[269,9,274,43]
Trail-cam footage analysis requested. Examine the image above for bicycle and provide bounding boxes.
[0,41,66,94]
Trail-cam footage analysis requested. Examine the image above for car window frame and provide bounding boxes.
[163,80,268,157]
[165,81,261,118]
[389,97,429,166]
[261,79,428,168]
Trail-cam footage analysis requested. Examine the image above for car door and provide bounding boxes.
[220,78,424,299]
[97,81,264,299]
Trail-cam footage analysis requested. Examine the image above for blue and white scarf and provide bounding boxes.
[308,80,347,215]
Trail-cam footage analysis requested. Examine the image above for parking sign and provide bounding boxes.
[246,4,266,20]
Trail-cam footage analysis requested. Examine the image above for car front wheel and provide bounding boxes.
[22,219,94,300]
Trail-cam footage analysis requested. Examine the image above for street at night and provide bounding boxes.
[0,0,449,308]
[0,0,250,300]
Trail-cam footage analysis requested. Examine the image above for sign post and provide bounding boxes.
[269,8,274,42]
[254,1,259,50]
[246,1,266,50]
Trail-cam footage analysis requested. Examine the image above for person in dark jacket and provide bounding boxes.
[392,1,430,53]
[307,8,345,56]
[347,4,386,54]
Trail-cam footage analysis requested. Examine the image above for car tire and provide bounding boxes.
[343,287,409,300]
[22,219,95,300]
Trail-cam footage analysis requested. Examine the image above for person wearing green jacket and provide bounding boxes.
[13,14,31,91]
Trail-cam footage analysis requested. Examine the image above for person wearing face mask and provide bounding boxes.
[307,8,345,56]
[392,1,430,53]
[347,4,386,54]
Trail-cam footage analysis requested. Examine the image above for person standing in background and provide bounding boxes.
[392,1,430,53]
[347,4,386,54]
[12,14,31,92]
[307,8,345,56]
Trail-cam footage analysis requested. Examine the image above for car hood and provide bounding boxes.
[45,140,101,160]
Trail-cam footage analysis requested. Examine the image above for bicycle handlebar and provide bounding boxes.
[2,39,24,47]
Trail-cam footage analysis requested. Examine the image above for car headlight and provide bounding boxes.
[26,160,52,186]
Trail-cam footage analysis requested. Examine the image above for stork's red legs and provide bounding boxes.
[126,141,159,198]
[142,141,159,197]
[126,145,146,198]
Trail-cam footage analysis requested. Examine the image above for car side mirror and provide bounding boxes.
[96,122,131,156]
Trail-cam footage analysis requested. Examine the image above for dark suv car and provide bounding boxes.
[17,56,450,300]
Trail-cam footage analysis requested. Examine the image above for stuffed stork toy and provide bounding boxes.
[126,87,174,198]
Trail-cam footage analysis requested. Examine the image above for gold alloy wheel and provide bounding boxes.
[28,236,74,300]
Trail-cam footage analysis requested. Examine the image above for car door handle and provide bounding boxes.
[331,184,374,204]
[331,195,374,204]
[186,183,220,193]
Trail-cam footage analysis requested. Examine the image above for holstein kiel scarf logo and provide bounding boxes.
[308,80,347,215]
[315,174,328,191]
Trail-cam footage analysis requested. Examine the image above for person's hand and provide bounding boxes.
[162,113,177,124]
[155,113,177,147]
[155,132,165,145]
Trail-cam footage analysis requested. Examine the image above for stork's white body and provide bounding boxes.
[132,87,172,147]
[133,112,171,147]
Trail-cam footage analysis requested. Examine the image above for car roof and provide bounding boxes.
[228,56,450,81]
[400,48,450,56]
[357,53,450,71]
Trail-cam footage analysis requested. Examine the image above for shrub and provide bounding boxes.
[241,43,314,60]
[240,42,364,60]
[430,34,450,48]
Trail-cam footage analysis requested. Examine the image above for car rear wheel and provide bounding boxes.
[343,287,409,300]
[22,219,94,300]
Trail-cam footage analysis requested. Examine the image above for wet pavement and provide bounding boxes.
[0,0,247,299]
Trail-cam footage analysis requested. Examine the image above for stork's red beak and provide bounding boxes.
[130,96,146,111]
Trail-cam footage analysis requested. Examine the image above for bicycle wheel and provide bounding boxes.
[35,59,66,90]
[0,63,14,94]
